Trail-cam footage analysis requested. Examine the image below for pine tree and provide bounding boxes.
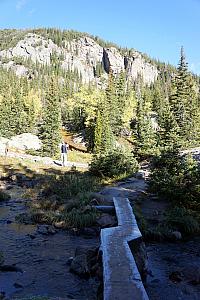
[39,77,62,158]
[94,109,103,154]
[158,98,180,150]
[134,84,156,158]
[94,101,114,154]
[115,71,127,134]
[93,71,115,154]
[0,95,12,137]
[169,47,199,147]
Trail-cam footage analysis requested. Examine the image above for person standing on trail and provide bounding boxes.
[61,141,69,166]
[4,142,9,157]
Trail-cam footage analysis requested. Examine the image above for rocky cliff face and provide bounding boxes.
[0,33,158,85]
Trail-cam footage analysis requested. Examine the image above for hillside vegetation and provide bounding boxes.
[0,29,200,236]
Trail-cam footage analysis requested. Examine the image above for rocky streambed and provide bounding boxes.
[146,238,200,300]
[0,183,100,300]
[1,173,200,300]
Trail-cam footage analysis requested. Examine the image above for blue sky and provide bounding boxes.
[0,0,200,74]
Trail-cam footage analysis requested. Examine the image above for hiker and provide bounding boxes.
[61,141,69,166]
[4,142,9,157]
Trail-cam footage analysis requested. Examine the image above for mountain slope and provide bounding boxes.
[0,29,158,85]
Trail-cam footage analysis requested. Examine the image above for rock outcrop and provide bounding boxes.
[0,33,158,85]
[0,33,61,64]
[0,133,42,153]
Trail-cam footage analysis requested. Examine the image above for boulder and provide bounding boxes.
[70,254,89,277]
[54,221,66,229]
[2,62,29,77]
[135,170,149,179]
[37,225,56,235]
[70,246,99,278]
[170,231,182,241]
[8,133,42,150]
[90,192,114,206]
[13,282,23,289]
[96,213,117,228]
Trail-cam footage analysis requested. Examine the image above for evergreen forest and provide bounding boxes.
[0,28,200,237]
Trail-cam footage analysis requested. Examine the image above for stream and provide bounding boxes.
[146,238,200,300]
[1,177,200,299]
[0,184,99,300]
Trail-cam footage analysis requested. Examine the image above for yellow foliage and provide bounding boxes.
[65,86,105,127]
[122,90,137,127]
[23,89,42,122]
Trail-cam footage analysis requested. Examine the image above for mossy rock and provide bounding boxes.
[0,190,11,201]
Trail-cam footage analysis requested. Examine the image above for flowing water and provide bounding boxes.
[0,186,99,299]
[1,177,200,300]
[146,239,200,300]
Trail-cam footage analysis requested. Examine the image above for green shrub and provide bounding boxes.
[27,171,100,229]
[41,172,100,200]
[149,150,200,208]
[90,149,139,178]
[62,207,98,228]
[165,206,200,235]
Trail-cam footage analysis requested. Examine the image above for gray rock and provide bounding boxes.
[1,33,61,65]
[125,51,158,85]
[135,170,149,179]
[8,133,42,150]
[66,257,74,266]
[103,47,124,74]
[70,254,89,277]
[14,282,23,289]
[170,231,182,240]
[70,246,98,277]
[90,192,114,206]
[96,213,117,228]
[37,225,56,235]
[54,221,65,229]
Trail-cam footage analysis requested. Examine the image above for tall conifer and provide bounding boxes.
[39,77,62,157]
